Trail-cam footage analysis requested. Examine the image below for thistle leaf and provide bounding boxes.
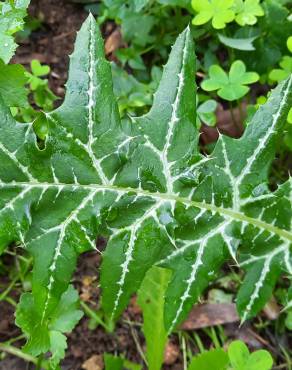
[0,15,291,362]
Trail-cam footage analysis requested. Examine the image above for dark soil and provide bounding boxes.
[14,0,88,99]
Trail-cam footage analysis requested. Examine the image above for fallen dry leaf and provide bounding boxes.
[105,28,123,55]
[200,103,246,145]
[82,355,104,370]
[164,341,180,365]
[262,296,280,320]
[128,295,142,316]
[181,303,239,330]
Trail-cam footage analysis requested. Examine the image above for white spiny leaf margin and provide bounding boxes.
[234,76,292,210]
[111,200,163,317]
[143,27,189,195]
[0,141,37,182]
[108,28,191,315]
[41,189,100,321]
[239,242,291,322]
[1,176,292,327]
[87,15,109,185]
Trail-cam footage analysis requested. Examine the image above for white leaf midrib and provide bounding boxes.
[2,180,292,242]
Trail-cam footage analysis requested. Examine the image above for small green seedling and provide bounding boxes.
[25,59,57,111]
[201,60,259,101]
[197,98,217,127]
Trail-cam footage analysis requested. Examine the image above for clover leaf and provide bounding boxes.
[191,0,235,29]
[269,56,292,83]
[233,0,264,26]
[188,349,229,370]
[201,60,259,101]
[228,341,273,370]
[269,38,292,84]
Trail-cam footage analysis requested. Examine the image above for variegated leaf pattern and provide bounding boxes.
[0,15,291,356]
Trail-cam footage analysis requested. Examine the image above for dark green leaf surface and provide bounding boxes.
[0,61,29,107]
[0,0,31,63]
[0,15,291,359]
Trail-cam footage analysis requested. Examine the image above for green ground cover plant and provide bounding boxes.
[188,340,273,370]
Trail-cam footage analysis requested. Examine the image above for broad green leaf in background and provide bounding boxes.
[191,0,235,29]
[0,15,291,367]
[119,7,156,47]
[158,0,190,7]
[218,34,258,51]
[0,0,31,63]
[201,60,259,101]
[133,0,149,12]
[138,267,171,370]
[0,60,29,107]
[233,0,264,26]
[188,349,229,370]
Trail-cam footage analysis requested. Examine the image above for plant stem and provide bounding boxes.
[229,102,241,136]
[193,333,205,353]
[237,99,244,124]
[181,333,188,370]
[4,296,17,307]
[6,334,25,345]
[36,354,44,370]
[80,301,113,332]
[127,320,148,366]
[0,275,18,301]
[0,343,48,369]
